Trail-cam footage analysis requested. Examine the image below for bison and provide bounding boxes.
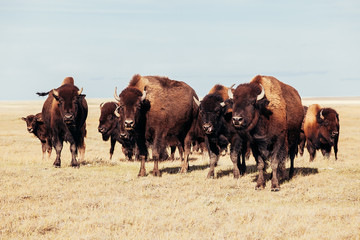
[194,84,249,178]
[231,75,304,191]
[114,74,199,176]
[37,77,87,167]
[98,101,136,161]
[303,104,339,161]
[21,113,52,160]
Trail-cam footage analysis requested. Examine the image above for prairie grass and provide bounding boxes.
[0,98,359,240]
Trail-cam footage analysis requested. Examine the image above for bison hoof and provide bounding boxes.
[207,172,215,179]
[271,187,280,192]
[153,170,161,177]
[180,167,188,174]
[53,161,61,168]
[138,171,146,177]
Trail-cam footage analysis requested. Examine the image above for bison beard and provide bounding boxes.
[231,75,304,191]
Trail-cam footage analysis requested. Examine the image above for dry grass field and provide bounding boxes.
[1,97,360,240]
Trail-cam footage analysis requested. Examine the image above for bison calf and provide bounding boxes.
[22,113,52,161]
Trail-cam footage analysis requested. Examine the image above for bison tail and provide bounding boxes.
[36,91,50,97]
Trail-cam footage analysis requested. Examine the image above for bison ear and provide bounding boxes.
[36,116,44,124]
[21,117,26,121]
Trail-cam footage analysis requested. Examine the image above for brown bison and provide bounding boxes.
[194,84,249,178]
[231,75,304,191]
[98,101,136,161]
[37,77,87,167]
[21,113,52,160]
[303,104,339,161]
[114,74,199,176]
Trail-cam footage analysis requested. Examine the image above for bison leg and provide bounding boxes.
[306,141,316,162]
[41,141,47,161]
[152,156,161,177]
[207,152,219,179]
[138,155,146,177]
[230,149,241,179]
[78,142,85,163]
[46,143,52,160]
[255,156,266,190]
[109,138,116,160]
[70,143,79,168]
[181,137,192,174]
[53,140,63,167]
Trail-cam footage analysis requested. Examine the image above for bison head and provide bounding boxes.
[22,114,43,133]
[231,83,271,130]
[317,108,339,145]
[98,102,125,141]
[114,86,149,131]
[52,85,85,126]
[194,94,227,135]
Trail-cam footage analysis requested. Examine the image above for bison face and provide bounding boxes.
[22,114,43,133]
[98,102,120,141]
[317,109,340,145]
[114,87,149,131]
[232,83,269,130]
[53,87,85,126]
[195,94,227,135]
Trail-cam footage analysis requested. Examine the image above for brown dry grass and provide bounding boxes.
[1,98,360,240]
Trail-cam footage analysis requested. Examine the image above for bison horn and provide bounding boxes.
[320,109,325,120]
[141,89,147,101]
[100,102,105,109]
[114,87,120,101]
[229,84,235,89]
[53,89,59,97]
[228,88,233,99]
[193,96,201,107]
[257,84,265,101]
[78,87,83,95]
[114,105,121,118]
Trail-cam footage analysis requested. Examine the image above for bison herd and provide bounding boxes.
[22,75,340,191]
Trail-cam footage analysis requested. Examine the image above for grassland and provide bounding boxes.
[0,98,359,239]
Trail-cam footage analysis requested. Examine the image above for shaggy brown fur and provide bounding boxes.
[40,78,87,167]
[22,113,52,161]
[116,74,199,176]
[232,75,304,191]
[303,104,339,161]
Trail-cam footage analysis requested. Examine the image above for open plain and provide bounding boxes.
[1,97,360,239]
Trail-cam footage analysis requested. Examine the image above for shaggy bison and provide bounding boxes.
[37,77,87,167]
[114,74,199,176]
[98,101,136,161]
[303,104,339,161]
[231,75,304,191]
[194,84,249,178]
[21,113,52,160]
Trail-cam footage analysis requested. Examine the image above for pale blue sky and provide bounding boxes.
[1,0,359,100]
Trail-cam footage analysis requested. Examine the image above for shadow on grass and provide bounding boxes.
[216,164,258,178]
[153,162,210,175]
[250,166,319,183]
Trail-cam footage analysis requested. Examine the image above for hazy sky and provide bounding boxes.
[1,0,359,100]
